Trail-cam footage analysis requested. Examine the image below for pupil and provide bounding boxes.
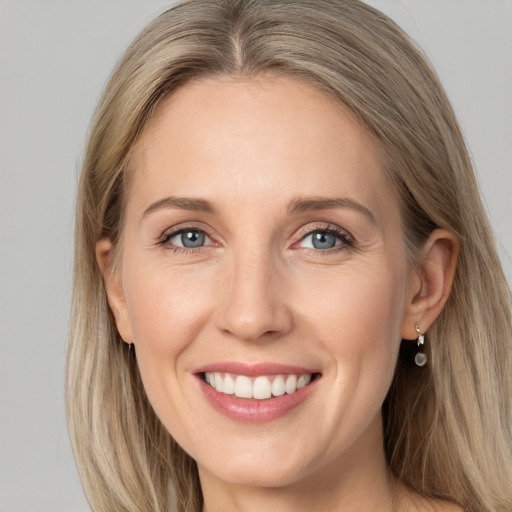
[182,230,205,248]
[312,231,336,249]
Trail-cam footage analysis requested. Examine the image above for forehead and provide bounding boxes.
[128,76,398,219]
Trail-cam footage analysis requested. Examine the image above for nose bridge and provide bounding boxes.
[217,242,292,342]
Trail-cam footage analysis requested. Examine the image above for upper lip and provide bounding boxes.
[193,361,320,376]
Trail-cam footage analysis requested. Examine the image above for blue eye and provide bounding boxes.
[163,229,211,249]
[313,231,336,249]
[298,228,351,250]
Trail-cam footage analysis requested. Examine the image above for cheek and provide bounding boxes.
[299,259,406,342]
[124,263,213,350]
[120,261,218,406]
[297,260,407,390]
[119,262,224,445]
[288,263,407,460]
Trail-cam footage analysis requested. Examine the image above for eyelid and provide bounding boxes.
[157,222,217,248]
[166,229,213,247]
[292,223,355,250]
[155,221,355,253]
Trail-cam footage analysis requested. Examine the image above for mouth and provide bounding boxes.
[194,362,322,422]
[203,371,319,399]
[194,363,321,423]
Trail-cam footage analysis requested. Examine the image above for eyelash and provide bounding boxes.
[157,224,215,255]
[294,224,355,254]
[157,223,355,254]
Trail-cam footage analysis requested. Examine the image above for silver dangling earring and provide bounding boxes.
[414,326,427,367]
[129,342,135,356]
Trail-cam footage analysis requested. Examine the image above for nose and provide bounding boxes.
[215,249,293,343]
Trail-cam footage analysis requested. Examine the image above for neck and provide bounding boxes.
[199,415,404,512]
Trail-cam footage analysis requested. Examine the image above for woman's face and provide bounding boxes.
[106,77,417,489]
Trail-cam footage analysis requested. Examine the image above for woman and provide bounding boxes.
[66,1,512,511]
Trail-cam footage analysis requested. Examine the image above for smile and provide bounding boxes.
[195,363,321,423]
[204,372,313,399]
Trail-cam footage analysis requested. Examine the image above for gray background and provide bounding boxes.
[0,1,510,510]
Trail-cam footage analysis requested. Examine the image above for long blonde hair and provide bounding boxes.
[67,1,512,511]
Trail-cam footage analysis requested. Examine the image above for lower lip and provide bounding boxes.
[197,375,320,424]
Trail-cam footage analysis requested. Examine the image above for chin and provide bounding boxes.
[205,464,306,489]
[197,443,314,489]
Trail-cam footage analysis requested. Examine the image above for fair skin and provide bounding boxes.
[97,77,460,512]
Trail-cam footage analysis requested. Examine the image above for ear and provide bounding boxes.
[401,229,460,340]
[95,238,134,344]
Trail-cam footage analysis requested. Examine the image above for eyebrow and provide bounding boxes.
[141,196,218,221]
[287,196,376,224]
[141,194,376,224]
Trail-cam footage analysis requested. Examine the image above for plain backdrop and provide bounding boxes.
[0,1,510,510]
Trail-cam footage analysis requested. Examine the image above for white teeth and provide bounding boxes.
[204,372,314,398]
[214,373,223,393]
[297,374,311,389]
[285,374,297,394]
[223,373,235,394]
[234,375,252,398]
[253,376,272,400]
[271,375,286,397]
